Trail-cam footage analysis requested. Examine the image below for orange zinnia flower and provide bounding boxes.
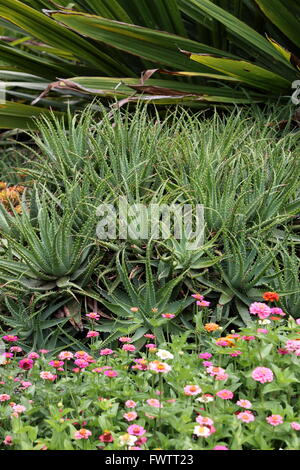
[263,292,279,302]
[204,323,220,332]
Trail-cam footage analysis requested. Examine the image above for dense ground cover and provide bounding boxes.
[0,105,299,451]
[1,294,300,450]
[0,105,299,353]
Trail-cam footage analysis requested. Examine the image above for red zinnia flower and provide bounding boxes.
[263,292,279,302]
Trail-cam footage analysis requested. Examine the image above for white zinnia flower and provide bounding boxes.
[156,349,174,360]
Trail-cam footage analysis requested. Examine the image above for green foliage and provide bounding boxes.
[0,317,300,450]
[0,0,300,127]
[0,105,299,348]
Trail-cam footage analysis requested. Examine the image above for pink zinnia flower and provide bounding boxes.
[145,343,157,349]
[161,313,175,319]
[12,404,26,414]
[125,400,137,408]
[213,445,228,450]
[252,367,273,384]
[270,307,285,317]
[184,385,202,396]
[206,366,226,377]
[74,428,92,440]
[149,361,171,373]
[196,300,210,307]
[21,381,32,389]
[215,373,229,381]
[49,360,64,368]
[196,416,214,426]
[58,351,74,360]
[127,424,146,436]
[119,337,133,343]
[122,344,136,352]
[40,371,56,381]
[144,334,155,339]
[237,411,255,423]
[236,399,252,409]
[249,302,271,319]
[291,422,300,431]
[104,370,118,378]
[257,328,268,334]
[10,346,22,353]
[27,352,40,360]
[39,349,49,354]
[230,350,242,357]
[146,398,162,408]
[18,358,34,370]
[198,353,212,359]
[86,312,100,320]
[74,359,89,369]
[74,351,90,360]
[202,361,213,367]
[86,331,99,338]
[216,389,233,400]
[100,348,113,356]
[296,319,300,325]
[123,411,138,421]
[266,415,283,426]
[2,335,19,342]
[3,435,13,446]
[191,294,204,301]
[0,394,10,402]
[241,336,256,341]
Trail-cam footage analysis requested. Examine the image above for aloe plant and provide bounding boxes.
[93,248,194,346]
[0,189,102,292]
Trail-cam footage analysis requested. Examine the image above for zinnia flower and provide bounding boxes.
[3,435,13,446]
[291,422,300,431]
[156,349,174,360]
[236,399,252,409]
[86,312,100,320]
[0,394,10,402]
[216,389,234,400]
[197,300,210,307]
[149,361,172,373]
[86,331,99,338]
[123,411,137,421]
[146,398,162,408]
[161,313,175,319]
[198,352,212,359]
[251,367,273,384]
[127,424,146,436]
[74,428,92,439]
[193,425,211,437]
[119,433,137,446]
[263,292,279,302]
[58,351,74,360]
[122,344,136,352]
[184,385,202,396]
[204,323,220,332]
[237,411,255,423]
[125,400,137,408]
[266,415,283,426]
[99,431,114,442]
[100,348,114,356]
[2,335,19,342]
[104,370,118,378]
[191,294,204,301]
[249,302,271,319]
[18,358,34,370]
